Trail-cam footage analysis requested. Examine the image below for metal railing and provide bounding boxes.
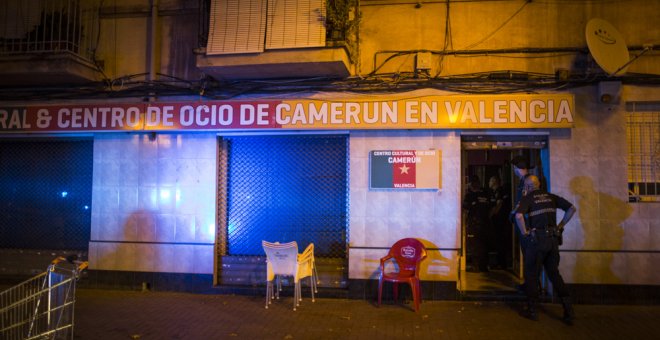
[0,0,99,61]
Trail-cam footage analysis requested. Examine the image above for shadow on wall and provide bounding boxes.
[570,176,632,283]
[418,239,453,281]
[126,210,162,273]
[94,210,160,275]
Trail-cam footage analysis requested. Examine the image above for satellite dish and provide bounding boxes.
[585,18,630,76]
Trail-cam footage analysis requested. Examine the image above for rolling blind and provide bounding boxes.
[206,0,267,54]
[266,0,326,49]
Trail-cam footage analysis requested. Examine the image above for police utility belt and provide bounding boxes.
[528,227,564,245]
[529,227,561,236]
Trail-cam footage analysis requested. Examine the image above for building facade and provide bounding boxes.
[1,0,658,302]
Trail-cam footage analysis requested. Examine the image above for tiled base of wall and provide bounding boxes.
[569,284,660,305]
[80,270,349,297]
[80,270,456,299]
[75,271,660,305]
[81,270,216,294]
[348,279,459,301]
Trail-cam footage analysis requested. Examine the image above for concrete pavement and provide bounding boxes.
[73,289,660,340]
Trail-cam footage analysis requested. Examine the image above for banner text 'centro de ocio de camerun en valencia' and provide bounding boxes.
[0,94,574,133]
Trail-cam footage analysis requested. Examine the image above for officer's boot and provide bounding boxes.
[521,300,538,321]
[561,297,575,325]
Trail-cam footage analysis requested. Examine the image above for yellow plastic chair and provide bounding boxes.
[297,243,318,302]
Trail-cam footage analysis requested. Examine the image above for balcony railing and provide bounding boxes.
[0,0,99,62]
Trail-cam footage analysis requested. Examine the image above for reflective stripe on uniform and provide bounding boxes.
[529,207,556,216]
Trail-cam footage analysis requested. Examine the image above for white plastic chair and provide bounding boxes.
[262,240,301,310]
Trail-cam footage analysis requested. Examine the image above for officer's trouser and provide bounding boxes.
[523,230,570,302]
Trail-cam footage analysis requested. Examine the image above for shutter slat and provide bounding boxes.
[266,0,326,50]
[207,0,266,55]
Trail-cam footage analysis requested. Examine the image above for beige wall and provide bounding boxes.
[95,1,659,81]
[552,86,660,285]
[84,1,660,286]
[84,85,660,286]
[348,129,462,281]
[88,133,217,274]
[351,1,660,284]
[358,1,659,76]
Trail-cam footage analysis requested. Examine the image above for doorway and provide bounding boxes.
[459,134,549,295]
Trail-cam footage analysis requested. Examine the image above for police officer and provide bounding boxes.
[515,175,577,325]
[463,176,492,272]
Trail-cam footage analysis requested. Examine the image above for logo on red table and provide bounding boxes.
[401,246,416,258]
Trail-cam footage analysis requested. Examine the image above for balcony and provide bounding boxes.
[196,45,351,81]
[0,0,101,87]
[196,0,354,81]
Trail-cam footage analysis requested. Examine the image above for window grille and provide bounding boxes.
[626,102,660,202]
[220,135,349,258]
[0,0,100,61]
[0,139,93,250]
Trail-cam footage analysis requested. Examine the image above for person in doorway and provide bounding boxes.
[463,175,492,273]
[511,155,532,208]
[514,175,577,325]
[488,175,510,269]
[510,156,533,291]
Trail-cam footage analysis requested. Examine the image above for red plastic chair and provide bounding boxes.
[377,238,427,312]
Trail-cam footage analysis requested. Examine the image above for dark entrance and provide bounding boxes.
[460,134,549,295]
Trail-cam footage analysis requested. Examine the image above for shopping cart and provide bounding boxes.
[0,255,88,340]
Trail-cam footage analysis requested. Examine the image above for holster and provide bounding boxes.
[555,229,564,245]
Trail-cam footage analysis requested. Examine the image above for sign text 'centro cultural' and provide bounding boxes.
[370,150,442,190]
[0,94,574,133]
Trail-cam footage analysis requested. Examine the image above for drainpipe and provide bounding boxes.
[148,0,159,85]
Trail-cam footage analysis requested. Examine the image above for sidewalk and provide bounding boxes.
[74,288,660,340]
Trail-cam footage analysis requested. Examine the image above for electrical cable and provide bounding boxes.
[434,0,453,77]
[91,0,111,86]
[1,67,658,101]
[461,0,531,50]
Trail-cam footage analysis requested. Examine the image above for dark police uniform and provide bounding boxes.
[515,189,573,307]
[463,187,492,272]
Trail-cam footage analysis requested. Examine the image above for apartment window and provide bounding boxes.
[206,0,326,55]
[265,0,326,49]
[626,102,660,202]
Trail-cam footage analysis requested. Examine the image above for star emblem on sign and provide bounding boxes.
[399,164,410,174]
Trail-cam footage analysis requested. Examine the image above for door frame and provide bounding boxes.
[458,131,549,292]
